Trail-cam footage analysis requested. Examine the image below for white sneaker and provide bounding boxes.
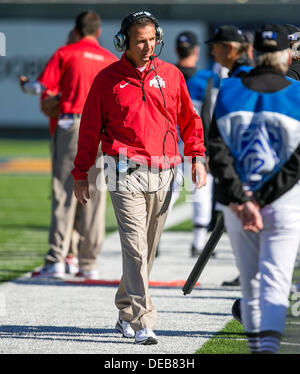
[135,328,158,345]
[65,255,79,275]
[31,262,65,279]
[75,269,99,280]
[115,319,135,338]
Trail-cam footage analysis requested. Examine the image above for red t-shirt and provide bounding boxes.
[38,37,118,114]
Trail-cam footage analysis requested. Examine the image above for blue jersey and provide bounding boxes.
[215,77,300,191]
[187,69,221,116]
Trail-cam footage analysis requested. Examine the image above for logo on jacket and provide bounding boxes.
[150,75,165,89]
[120,82,130,88]
[84,52,104,61]
[234,121,282,190]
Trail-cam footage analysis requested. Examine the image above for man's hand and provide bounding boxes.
[19,75,29,92]
[230,200,263,233]
[73,179,90,206]
[192,162,207,189]
[241,200,263,233]
[41,94,60,118]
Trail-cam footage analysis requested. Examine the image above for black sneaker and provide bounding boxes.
[222,276,240,287]
[190,245,201,258]
[155,244,160,258]
[190,245,216,258]
[231,298,242,324]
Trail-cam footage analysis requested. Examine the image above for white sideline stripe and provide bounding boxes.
[281,341,300,346]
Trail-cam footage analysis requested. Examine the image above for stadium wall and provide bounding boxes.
[0,2,299,134]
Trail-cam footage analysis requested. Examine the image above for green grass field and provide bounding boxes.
[0,174,51,282]
[0,139,51,158]
[196,320,249,354]
[0,139,117,283]
[0,138,299,354]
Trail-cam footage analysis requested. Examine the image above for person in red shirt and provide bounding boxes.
[39,28,81,137]
[19,11,118,279]
[38,29,81,275]
[72,11,207,345]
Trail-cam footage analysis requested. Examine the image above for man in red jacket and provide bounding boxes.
[20,11,118,279]
[72,11,206,345]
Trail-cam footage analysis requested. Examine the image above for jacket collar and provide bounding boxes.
[121,53,162,77]
[248,66,286,78]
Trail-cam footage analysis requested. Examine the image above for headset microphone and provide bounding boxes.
[149,41,164,60]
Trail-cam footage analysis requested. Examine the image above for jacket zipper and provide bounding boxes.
[133,67,155,102]
[141,84,146,102]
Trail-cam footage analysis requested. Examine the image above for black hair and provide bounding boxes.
[177,44,195,59]
[75,11,101,37]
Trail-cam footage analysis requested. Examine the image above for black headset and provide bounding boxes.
[113,11,163,52]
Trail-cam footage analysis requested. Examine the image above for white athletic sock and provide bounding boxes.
[192,227,208,251]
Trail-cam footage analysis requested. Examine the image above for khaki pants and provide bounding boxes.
[46,117,106,271]
[106,157,173,331]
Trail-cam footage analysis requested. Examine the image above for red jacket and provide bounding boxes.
[38,37,118,114]
[72,53,205,180]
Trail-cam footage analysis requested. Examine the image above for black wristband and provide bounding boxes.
[192,156,206,166]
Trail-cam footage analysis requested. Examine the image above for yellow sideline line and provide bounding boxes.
[0,158,51,173]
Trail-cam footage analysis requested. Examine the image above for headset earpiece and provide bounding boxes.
[156,26,163,45]
[113,32,127,52]
[113,11,163,52]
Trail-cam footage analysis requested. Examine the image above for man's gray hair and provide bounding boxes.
[255,48,290,74]
[222,41,249,55]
